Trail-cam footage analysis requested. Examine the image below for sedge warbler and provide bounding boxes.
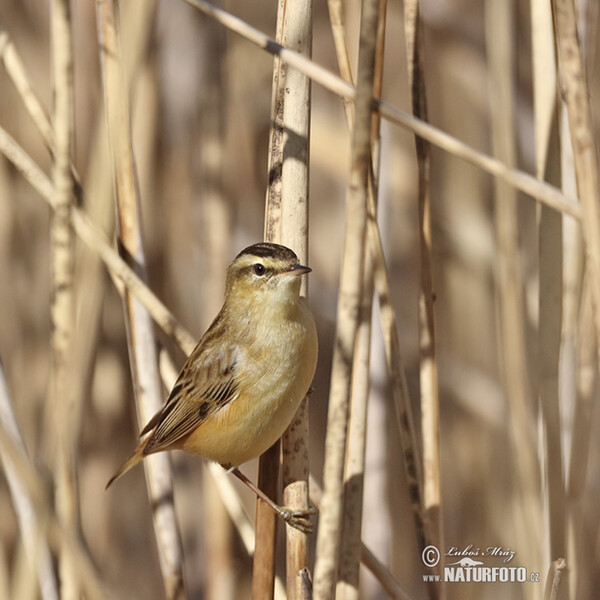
[107,242,318,532]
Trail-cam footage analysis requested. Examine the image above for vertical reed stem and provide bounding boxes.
[337,3,386,598]
[96,2,185,597]
[403,2,442,592]
[552,0,600,366]
[313,2,379,597]
[252,3,288,596]
[50,1,77,596]
[486,0,542,566]
[278,1,313,598]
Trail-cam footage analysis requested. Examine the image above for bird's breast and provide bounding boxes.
[182,302,317,466]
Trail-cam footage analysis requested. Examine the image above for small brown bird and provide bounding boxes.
[107,242,318,531]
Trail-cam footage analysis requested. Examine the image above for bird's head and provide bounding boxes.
[224,242,311,311]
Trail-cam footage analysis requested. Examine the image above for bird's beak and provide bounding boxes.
[282,263,312,276]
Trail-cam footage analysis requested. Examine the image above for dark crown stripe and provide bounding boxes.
[236,242,298,262]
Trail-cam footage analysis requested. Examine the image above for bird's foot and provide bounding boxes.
[277,505,317,534]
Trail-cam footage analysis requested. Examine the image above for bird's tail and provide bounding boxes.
[106,443,145,489]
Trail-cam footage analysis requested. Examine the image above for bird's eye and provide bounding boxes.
[253,263,266,276]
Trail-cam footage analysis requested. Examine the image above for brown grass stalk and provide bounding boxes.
[551,0,600,367]
[49,1,78,597]
[327,0,355,117]
[0,361,58,600]
[568,280,596,502]
[0,427,105,600]
[0,28,121,469]
[252,2,288,596]
[278,1,313,598]
[567,278,596,600]
[256,1,314,597]
[0,123,195,357]
[0,29,54,148]
[403,3,443,592]
[337,258,374,600]
[95,2,184,598]
[326,0,426,568]
[0,27,82,201]
[310,475,415,600]
[532,0,568,567]
[543,557,567,600]
[485,0,543,568]
[313,1,379,597]
[0,359,106,600]
[367,193,426,548]
[182,0,580,220]
[252,443,279,600]
[337,2,386,598]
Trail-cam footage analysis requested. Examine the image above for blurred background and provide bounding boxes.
[0,0,599,598]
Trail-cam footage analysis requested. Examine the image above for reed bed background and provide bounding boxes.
[0,0,598,599]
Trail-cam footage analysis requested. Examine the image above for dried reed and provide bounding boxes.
[96,1,184,597]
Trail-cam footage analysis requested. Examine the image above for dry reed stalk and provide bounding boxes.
[327,0,355,116]
[252,443,279,600]
[568,278,596,500]
[205,462,256,555]
[192,27,234,600]
[551,0,600,366]
[0,26,119,463]
[310,475,415,600]
[0,364,106,600]
[367,194,426,542]
[0,434,106,600]
[263,0,286,243]
[0,28,82,201]
[257,1,314,597]
[485,0,543,566]
[403,4,443,592]
[552,0,600,591]
[337,255,374,600]
[252,2,287,596]
[0,125,197,354]
[297,568,312,600]
[0,362,58,600]
[71,119,114,442]
[532,0,567,567]
[0,6,155,443]
[49,1,78,597]
[282,396,310,598]
[277,2,313,598]
[0,545,8,599]
[543,557,568,600]
[0,29,53,146]
[337,2,386,598]
[370,0,386,173]
[327,0,426,569]
[313,1,379,597]
[95,2,184,598]
[182,0,580,219]
[539,155,567,563]
[207,464,288,600]
[567,279,596,600]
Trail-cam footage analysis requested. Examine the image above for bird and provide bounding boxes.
[107,242,318,532]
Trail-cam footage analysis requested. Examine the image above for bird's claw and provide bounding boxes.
[279,506,317,534]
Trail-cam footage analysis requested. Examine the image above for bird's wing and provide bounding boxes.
[141,343,239,455]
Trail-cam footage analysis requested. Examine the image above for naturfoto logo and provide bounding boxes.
[421,544,541,584]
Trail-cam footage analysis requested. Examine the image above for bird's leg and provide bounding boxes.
[228,467,316,534]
